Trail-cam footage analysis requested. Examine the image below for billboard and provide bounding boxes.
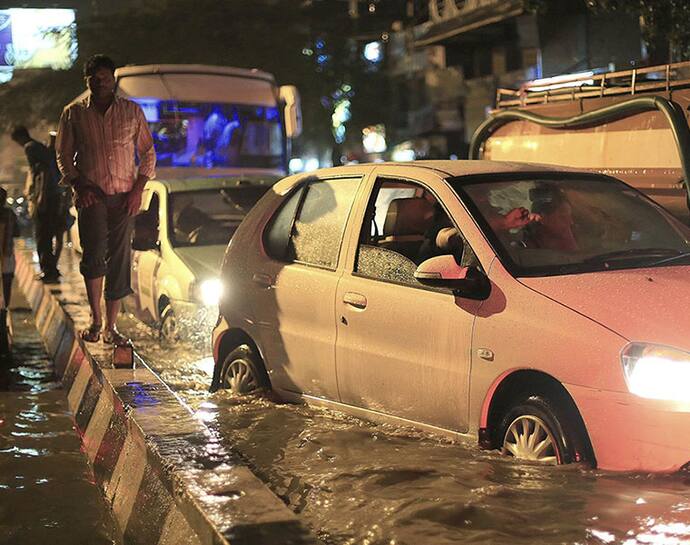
[0,9,77,82]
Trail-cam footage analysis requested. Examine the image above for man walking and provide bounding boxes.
[56,54,155,345]
[11,125,62,282]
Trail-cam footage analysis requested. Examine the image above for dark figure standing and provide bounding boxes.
[10,125,63,283]
[0,187,16,307]
[56,54,156,346]
[47,130,73,262]
[0,186,16,356]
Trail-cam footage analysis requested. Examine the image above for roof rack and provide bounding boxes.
[495,61,690,108]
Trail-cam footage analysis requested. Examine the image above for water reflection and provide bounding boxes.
[0,307,122,544]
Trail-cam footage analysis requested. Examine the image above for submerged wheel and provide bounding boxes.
[159,304,179,342]
[219,344,267,395]
[499,396,578,465]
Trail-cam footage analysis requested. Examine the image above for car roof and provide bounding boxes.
[424,159,584,176]
[272,160,598,195]
[147,176,278,193]
[370,160,586,177]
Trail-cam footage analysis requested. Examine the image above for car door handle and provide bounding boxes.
[252,273,274,288]
[343,292,367,309]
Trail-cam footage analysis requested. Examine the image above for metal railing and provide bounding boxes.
[495,61,690,108]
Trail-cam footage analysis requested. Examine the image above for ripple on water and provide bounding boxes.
[115,314,690,545]
[0,305,122,545]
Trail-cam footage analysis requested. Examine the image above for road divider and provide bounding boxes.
[14,241,317,545]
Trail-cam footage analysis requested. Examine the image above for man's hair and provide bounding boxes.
[83,54,116,77]
[0,187,7,203]
[10,125,30,142]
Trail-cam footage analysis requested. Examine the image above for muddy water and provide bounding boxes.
[0,305,121,545]
[117,314,690,545]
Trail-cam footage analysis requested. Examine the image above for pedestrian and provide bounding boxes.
[0,186,16,308]
[47,130,73,265]
[10,125,62,283]
[0,186,16,356]
[56,54,156,346]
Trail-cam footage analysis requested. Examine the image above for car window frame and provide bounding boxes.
[352,174,481,294]
[134,187,162,254]
[262,174,363,272]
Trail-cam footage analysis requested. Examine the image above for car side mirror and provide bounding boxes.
[414,255,491,300]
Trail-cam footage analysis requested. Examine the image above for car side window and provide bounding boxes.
[264,177,360,269]
[263,185,305,260]
[356,178,477,288]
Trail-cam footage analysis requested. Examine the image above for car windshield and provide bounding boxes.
[169,186,268,247]
[453,174,690,276]
[132,99,284,169]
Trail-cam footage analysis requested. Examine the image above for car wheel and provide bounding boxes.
[159,304,179,342]
[219,344,266,395]
[499,396,576,465]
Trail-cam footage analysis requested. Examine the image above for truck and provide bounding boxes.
[69,64,302,340]
[469,61,690,220]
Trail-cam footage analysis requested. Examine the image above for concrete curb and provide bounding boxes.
[15,242,317,545]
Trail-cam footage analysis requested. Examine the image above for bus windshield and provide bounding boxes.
[133,99,284,170]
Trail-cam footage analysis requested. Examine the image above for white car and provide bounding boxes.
[127,177,270,340]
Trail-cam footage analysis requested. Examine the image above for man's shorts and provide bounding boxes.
[77,192,134,301]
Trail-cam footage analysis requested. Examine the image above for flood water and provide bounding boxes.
[0,303,121,545]
[117,314,690,545]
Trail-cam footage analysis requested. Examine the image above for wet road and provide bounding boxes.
[116,313,690,545]
[0,292,121,545]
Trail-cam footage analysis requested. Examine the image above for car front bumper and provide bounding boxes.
[568,382,690,472]
[211,315,230,364]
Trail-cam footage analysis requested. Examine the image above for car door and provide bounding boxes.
[132,189,163,323]
[248,174,363,399]
[335,170,483,432]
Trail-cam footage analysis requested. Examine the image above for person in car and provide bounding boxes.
[172,195,212,244]
[528,186,579,252]
[420,194,542,263]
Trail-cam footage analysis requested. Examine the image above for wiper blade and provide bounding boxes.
[648,251,690,267]
[583,248,682,264]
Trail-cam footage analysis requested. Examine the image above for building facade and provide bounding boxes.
[384,0,644,160]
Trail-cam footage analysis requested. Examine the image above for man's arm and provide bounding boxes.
[55,107,80,185]
[56,106,99,209]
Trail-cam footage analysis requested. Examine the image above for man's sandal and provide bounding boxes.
[103,328,132,347]
[80,323,102,342]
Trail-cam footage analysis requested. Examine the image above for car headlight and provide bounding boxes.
[193,278,223,306]
[621,343,690,401]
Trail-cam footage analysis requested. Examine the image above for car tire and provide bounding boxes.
[499,395,582,465]
[219,344,267,395]
[159,304,179,342]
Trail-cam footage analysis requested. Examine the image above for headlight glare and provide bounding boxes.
[622,343,690,401]
[195,278,223,306]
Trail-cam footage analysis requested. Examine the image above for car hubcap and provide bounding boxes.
[223,358,258,394]
[502,415,558,464]
[161,313,178,341]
